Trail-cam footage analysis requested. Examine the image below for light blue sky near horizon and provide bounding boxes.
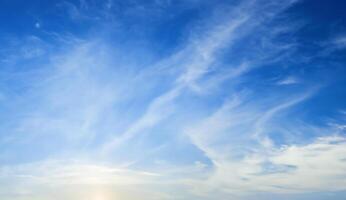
[0,0,346,199]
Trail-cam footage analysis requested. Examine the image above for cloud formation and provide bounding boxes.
[0,0,346,199]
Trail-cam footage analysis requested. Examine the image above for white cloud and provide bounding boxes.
[184,132,346,197]
[277,76,300,85]
[267,136,346,191]
[180,87,346,197]
[101,0,300,154]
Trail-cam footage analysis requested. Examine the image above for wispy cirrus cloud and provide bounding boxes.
[101,0,302,154]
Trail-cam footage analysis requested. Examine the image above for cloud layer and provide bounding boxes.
[0,0,346,199]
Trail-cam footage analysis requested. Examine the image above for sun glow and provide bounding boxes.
[91,190,112,200]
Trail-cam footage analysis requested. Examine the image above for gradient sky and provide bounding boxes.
[0,0,346,199]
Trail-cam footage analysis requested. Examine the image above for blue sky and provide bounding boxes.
[0,0,346,199]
